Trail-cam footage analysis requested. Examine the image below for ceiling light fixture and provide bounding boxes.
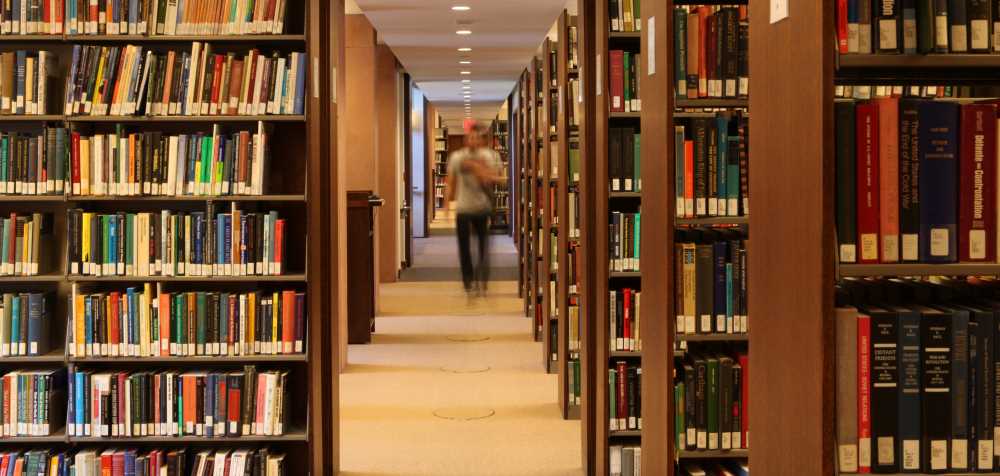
[451,5,471,11]
[456,29,472,35]
[459,60,471,64]
[460,71,471,75]
[458,47,472,52]
[462,79,471,83]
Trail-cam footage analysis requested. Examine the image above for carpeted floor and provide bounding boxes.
[339,280,582,475]
[400,216,519,282]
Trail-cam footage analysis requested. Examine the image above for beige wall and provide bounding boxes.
[375,44,401,283]
[345,15,378,192]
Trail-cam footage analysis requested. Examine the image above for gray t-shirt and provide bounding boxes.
[448,147,500,214]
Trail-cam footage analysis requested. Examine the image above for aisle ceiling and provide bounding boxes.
[349,0,571,130]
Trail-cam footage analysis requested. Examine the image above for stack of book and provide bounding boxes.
[69,123,270,197]
[66,207,288,277]
[674,229,748,335]
[68,365,288,438]
[608,0,642,33]
[0,128,69,196]
[0,51,58,115]
[609,445,641,476]
[673,5,749,99]
[62,0,291,36]
[0,369,64,437]
[609,50,640,113]
[608,288,641,352]
[835,99,999,264]
[0,212,51,277]
[836,0,1000,54]
[675,353,748,452]
[0,292,53,356]
[0,1,65,34]
[64,44,307,117]
[50,448,288,475]
[70,284,305,358]
[836,84,1000,100]
[674,113,749,219]
[609,211,640,272]
[609,128,640,192]
[609,360,641,432]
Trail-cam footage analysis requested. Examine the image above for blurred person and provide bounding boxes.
[445,120,504,297]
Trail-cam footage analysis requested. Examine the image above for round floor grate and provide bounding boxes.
[432,407,496,421]
[439,364,491,373]
[445,335,491,342]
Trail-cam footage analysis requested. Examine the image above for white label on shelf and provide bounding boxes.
[877,436,895,465]
[951,439,968,469]
[596,54,602,95]
[902,439,919,470]
[970,229,986,259]
[313,56,320,99]
[930,228,949,257]
[646,16,655,76]
[930,439,947,470]
[770,0,788,24]
[902,234,918,261]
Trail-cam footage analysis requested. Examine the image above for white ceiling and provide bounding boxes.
[350,0,571,130]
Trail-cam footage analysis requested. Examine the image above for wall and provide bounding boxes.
[375,43,401,282]
[411,87,427,238]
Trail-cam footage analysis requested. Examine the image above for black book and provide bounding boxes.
[948,0,968,52]
[898,99,920,262]
[732,361,743,448]
[683,363,696,449]
[695,242,714,334]
[942,305,971,471]
[109,374,118,436]
[933,0,949,52]
[626,366,637,429]
[693,354,708,450]
[918,305,952,472]
[877,0,903,52]
[866,306,900,472]
[609,127,622,192]
[968,0,991,51]
[835,101,858,263]
[893,305,922,472]
[622,129,635,192]
[719,355,733,449]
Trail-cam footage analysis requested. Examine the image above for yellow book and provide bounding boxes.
[271,291,279,353]
[74,294,85,357]
[90,48,108,113]
[80,137,91,195]
[248,291,256,354]
[81,212,93,274]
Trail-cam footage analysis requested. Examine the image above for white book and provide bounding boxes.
[284,53,298,113]
[185,43,202,115]
[251,56,265,115]
[269,57,285,114]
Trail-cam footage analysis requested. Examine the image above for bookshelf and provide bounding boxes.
[0,0,336,473]
[530,54,543,343]
[433,126,448,212]
[542,36,558,373]
[519,68,532,317]
[490,115,510,234]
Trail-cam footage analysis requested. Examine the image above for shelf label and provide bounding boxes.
[647,16,655,76]
[770,0,788,24]
[596,54,602,95]
[312,56,320,99]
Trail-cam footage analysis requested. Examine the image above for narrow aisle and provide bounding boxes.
[339,280,582,475]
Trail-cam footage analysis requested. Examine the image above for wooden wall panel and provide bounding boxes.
[333,1,349,376]
[376,44,401,283]
[747,0,835,474]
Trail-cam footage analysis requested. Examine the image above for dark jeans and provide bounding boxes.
[456,212,490,291]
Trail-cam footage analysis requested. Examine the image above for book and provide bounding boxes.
[674,112,749,218]
[0,369,64,437]
[673,5,748,99]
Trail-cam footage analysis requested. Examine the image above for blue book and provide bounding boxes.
[725,263,733,331]
[74,371,85,435]
[204,374,213,437]
[675,126,685,217]
[192,212,203,268]
[943,305,971,470]
[12,0,19,33]
[67,360,75,434]
[240,216,249,268]
[15,51,26,114]
[10,295,20,352]
[217,213,226,271]
[108,216,118,272]
[726,134,740,215]
[716,116,728,216]
[84,296,93,351]
[129,0,137,33]
[918,100,959,262]
[224,214,232,267]
[293,52,307,115]
[712,240,727,333]
[124,449,136,476]
[25,292,46,355]
[894,306,922,471]
[180,54,191,115]
[219,292,229,352]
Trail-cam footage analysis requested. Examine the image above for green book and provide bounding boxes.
[633,213,640,269]
[634,132,641,191]
[125,213,134,273]
[609,369,616,431]
[196,292,207,354]
[623,52,631,108]
[707,355,719,449]
[675,381,684,448]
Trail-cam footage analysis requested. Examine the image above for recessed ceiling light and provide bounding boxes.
[462,86,471,90]
[462,79,471,83]
[458,47,472,52]
[460,71,471,75]
[451,5,471,11]
[459,60,471,64]
[456,30,472,35]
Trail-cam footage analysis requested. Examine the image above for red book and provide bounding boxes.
[0,455,8,476]
[152,375,160,433]
[858,312,872,473]
[101,452,113,476]
[281,290,295,353]
[71,132,81,193]
[684,140,694,216]
[608,50,625,112]
[622,288,631,347]
[43,0,50,31]
[55,0,64,33]
[254,373,267,434]
[959,103,997,262]
[876,97,899,262]
[616,361,627,429]
[113,451,124,476]
[697,6,711,97]
[856,102,880,264]
[738,352,748,448]
[109,292,120,354]
[159,293,170,356]
[274,219,285,274]
[228,375,241,435]
[11,457,22,476]
[216,375,227,433]
[210,55,224,112]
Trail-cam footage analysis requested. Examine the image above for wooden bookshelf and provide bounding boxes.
[530,54,543,343]
[0,1,337,473]
[541,37,558,372]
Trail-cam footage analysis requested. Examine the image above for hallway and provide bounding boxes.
[338,279,582,475]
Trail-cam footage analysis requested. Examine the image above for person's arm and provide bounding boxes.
[462,157,504,185]
[445,155,458,207]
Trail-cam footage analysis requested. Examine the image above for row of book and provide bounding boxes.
[568,190,580,238]
[608,0,641,33]
[608,50,640,113]
[673,6,749,100]
[568,354,581,406]
[608,288,641,352]
[836,84,1000,100]
[0,51,57,115]
[64,44,307,117]
[608,127,640,192]
[66,207,289,277]
[835,0,1000,54]
[674,113,749,219]
[836,276,1000,472]
[71,285,305,358]
[609,445,641,476]
[609,210,640,272]
[0,213,49,277]
[609,360,641,432]
[835,99,998,264]
[0,370,62,437]
[674,229,748,335]
[675,352,749,451]
[69,366,288,437]
[0,123,271,197]
[0,448,286,476]
[0,0,292,36]
[678,461,749,476]
[0,292,52,356]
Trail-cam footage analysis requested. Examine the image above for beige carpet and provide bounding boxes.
[339,281,583,476]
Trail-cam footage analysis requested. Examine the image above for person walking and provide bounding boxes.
[446,121,504,297]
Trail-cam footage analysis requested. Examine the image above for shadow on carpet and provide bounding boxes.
[399,266,518,282]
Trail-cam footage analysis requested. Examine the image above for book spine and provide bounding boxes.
[876,0,902,52]
[877,98,899,262]
[858,311,872,472]
[899,100,920,262]
[897,308,922,471]
[870,309,899,472]
[918,101,959,263]
[922,308,951,472]
[856,102,880,264]
[959,104,997,262]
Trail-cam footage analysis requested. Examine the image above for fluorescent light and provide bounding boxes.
[458,47,472,52]
[451,5,471,11]
[456,30,472,35]
[462,79,471,83]
[460,71,471,75]
[462,86,471,90]
[459,60,472,64]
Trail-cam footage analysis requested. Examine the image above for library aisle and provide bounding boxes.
[339,279,582,475]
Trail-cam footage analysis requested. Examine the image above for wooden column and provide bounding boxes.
[747,0,835,474]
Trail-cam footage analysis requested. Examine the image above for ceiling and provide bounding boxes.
[349,0,573,130]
